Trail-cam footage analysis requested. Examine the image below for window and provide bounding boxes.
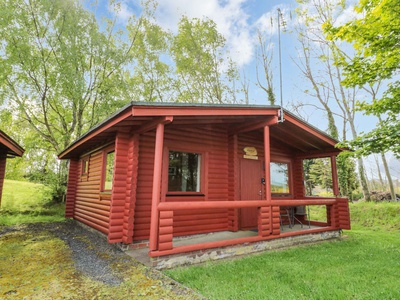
[168,151,201,192]
[81,158,89,176]
[103,151,115,191]
[270,162,290,194]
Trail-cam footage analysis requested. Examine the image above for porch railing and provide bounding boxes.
[148,198,350,257]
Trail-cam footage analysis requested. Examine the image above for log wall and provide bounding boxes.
[108,132,130,243]
[65,159,79,218]
[133,125,230,241]
[74,148,112,235]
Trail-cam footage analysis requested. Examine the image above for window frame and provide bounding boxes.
[101,146,115,192]
[163,146,207,198]
[80,156,89,180]
[270,159,293,198]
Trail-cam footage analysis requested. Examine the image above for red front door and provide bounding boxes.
[240,159,263,229]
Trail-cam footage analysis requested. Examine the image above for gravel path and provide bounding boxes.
[0,221,203,299]
[49,222,125,286]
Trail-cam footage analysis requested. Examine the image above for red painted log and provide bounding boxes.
[74,215,108,235]
[159,233,173,243]
[159,226,173,235]
[160,211,173,219]
[158,241,173,251]
[158,199,337,211]
[159,218,173,227]
[149,123,165,251]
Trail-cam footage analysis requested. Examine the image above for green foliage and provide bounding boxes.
[325,0,400,156]
[0,0,141,201]
[171,16,239,103]
[0,180,65,225]
[308,205,327,222]
[303,158,333,195]
[0,0,241,202]
[127,10,174,102]
[302,159,315,195]
[337,152,359,200]
[0,0,133,152]
[349,201,400,231]
[166,202,400,299]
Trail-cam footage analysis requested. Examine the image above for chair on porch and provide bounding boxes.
[293,206,310,228]
[280,206,293,229]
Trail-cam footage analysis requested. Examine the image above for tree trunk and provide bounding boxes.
[374,155,384,189]
[347,112,371,200]
[381,152,396,201]
[357,157,371,201]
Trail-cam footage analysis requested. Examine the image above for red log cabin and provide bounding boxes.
[0,130,24,207]
[59,103,350,263]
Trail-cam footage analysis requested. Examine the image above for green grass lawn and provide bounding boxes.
[0,179,65,225]
[166,202,400,300]
[2,180,400,299]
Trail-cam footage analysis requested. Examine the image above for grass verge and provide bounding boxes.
[0,180,65,225]
[165,202,400,299]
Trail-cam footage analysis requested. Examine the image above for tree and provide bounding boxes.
[303,158,334,195]
[325,0,400,156]
[255,29,276,105]
[171,16,239,103]
[337,152,359,201]
[303,159,316,196]
[294,0,368,199]
[0,0,142,200]
[126,7,174,102]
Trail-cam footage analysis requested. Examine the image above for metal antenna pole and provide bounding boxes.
[277,8,285,123]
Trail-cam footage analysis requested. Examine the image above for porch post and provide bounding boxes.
[262,125,275,236]
[331,155,339,197]
[149,123,165,251]
[263,126,271,202]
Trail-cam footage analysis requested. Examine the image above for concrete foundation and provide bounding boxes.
[126,228,342,269]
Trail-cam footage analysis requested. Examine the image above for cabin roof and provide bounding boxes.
[58,102,341,159]
[0,130,25,158]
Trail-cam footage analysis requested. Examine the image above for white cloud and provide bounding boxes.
[335,5,360,26]
[106,0,290,68]
[108,0,140,23]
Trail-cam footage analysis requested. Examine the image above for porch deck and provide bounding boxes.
[125,224,330,269]
[174,224,320,247]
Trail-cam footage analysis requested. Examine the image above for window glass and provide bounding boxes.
[168,151,201,192]
[104,151,115,190]
[81,158,89,175]
[271,162,290,193]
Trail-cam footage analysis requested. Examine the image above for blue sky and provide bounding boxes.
[90,0,377,135]
[97,1,303,104]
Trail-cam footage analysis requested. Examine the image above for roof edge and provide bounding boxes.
[0,130,25,157]
[58,102,339,159]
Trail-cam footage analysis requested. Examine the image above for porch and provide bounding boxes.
[126,224,342,270]
[125,197,350,268]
